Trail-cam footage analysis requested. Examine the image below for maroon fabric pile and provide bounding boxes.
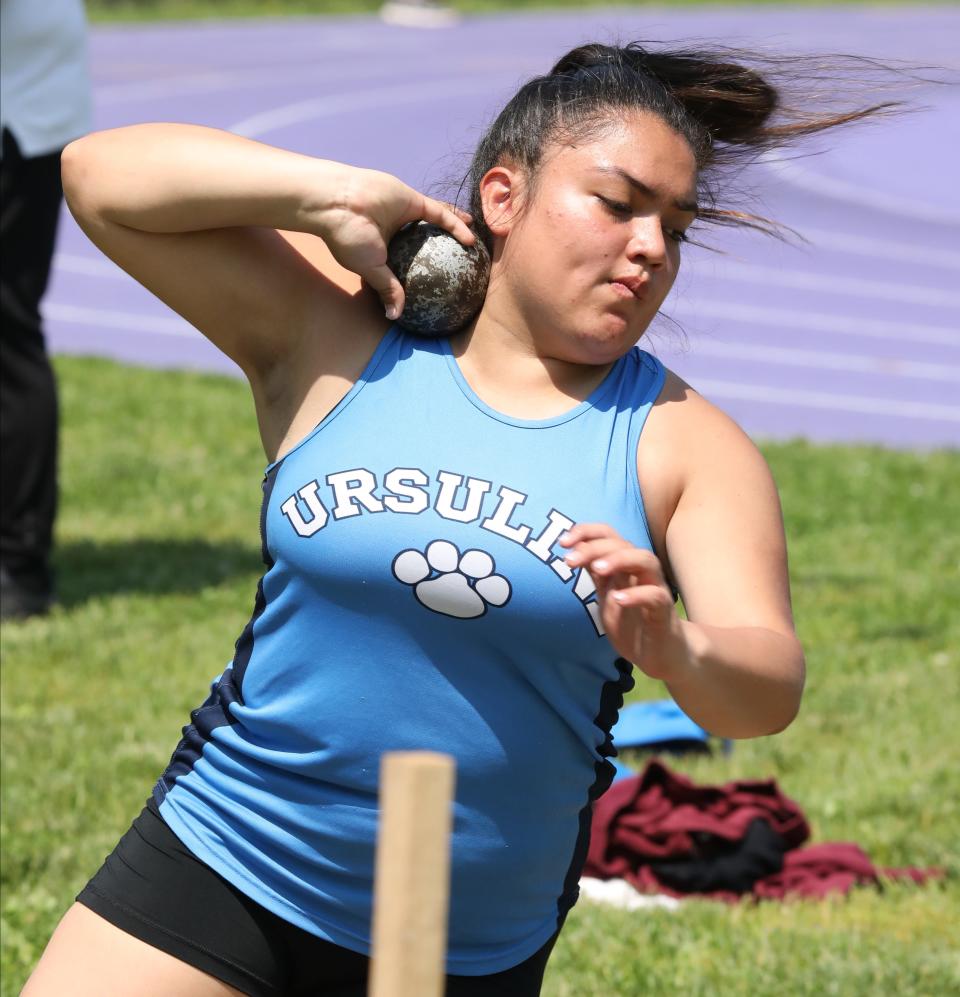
[584,760,944,902]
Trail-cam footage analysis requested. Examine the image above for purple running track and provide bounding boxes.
[46,6,960,448]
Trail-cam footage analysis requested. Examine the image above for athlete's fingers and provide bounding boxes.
[447,203,474,226]
[578,546,668,615]
[417,196,476,247]
[563,537,630,569]
[559,523,622,548]
[563,538,643,609]
[586,546,666,586]
[608,583,675,611]
[363,262,406,320]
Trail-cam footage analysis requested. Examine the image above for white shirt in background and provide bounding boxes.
[1,0,93,158]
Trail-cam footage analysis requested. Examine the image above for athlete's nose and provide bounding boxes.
[625,215,668,269]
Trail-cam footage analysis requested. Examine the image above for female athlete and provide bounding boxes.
[24,41,888,997]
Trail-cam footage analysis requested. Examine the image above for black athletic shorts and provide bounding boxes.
[77,799,561,997]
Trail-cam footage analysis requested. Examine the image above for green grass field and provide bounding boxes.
[85,0,948,24]
[2,356,958,995]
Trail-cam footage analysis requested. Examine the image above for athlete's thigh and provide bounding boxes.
[21,903,248,997]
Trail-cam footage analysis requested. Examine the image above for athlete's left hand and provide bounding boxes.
[560,523,691,682]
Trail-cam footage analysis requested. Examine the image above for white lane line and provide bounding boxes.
[685,259,960,309]
[679,340,960,383]
[229,76,500,138]
[45,303,199,338]
[53,253,960,355]
[794,227,960,271]
[763,149,960,227]
[674,300,959,347]
[54,252,960,348]
[694,378,960,424]
[46,303,959,425]
[96,53,528,105]
[98,70,257,104]
[97,61,428,105]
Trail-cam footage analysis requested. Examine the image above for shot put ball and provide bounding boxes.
[386,221,491,336]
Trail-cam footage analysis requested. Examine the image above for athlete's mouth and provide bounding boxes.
[609,280,648,302]
[609,274,649,300]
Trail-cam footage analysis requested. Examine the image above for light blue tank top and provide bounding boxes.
[154,325,665,975]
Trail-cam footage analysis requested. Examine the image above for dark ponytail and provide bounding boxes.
[549,43,780,148]
[460,40,911,245]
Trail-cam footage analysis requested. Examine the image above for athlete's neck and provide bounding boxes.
[449,305,616,419]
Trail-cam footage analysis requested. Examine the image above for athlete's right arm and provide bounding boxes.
[60,122,473,393]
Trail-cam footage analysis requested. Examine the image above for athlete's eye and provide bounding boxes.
[598,196,632,217]
[665,228,688,245]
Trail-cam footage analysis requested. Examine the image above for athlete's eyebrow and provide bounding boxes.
[592,165,699,216]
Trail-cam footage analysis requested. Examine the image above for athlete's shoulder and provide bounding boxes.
[637,364,771,557]
[650,365,762,455]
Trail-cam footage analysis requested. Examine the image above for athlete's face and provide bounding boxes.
[482,112,698,365]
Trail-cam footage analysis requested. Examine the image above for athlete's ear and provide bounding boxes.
[478,162,527,238]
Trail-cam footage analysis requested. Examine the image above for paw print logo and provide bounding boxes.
[392,540,511,619]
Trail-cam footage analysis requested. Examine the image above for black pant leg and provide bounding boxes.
[0,128,64,594]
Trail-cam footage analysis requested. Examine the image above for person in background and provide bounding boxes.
[0,0,92,620]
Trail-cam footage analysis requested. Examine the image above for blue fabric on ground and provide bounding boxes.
[612,700,709,750]
[611,758,635,783]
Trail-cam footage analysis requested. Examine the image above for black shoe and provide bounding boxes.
[0,565,53,621]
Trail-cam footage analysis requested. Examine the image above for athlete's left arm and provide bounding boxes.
[560,388,805,739]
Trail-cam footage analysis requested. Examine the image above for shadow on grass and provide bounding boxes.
[53,538,261,607]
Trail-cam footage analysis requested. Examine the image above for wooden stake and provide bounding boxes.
[368,751,456,997]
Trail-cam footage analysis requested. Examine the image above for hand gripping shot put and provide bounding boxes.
[387,221,490,336]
